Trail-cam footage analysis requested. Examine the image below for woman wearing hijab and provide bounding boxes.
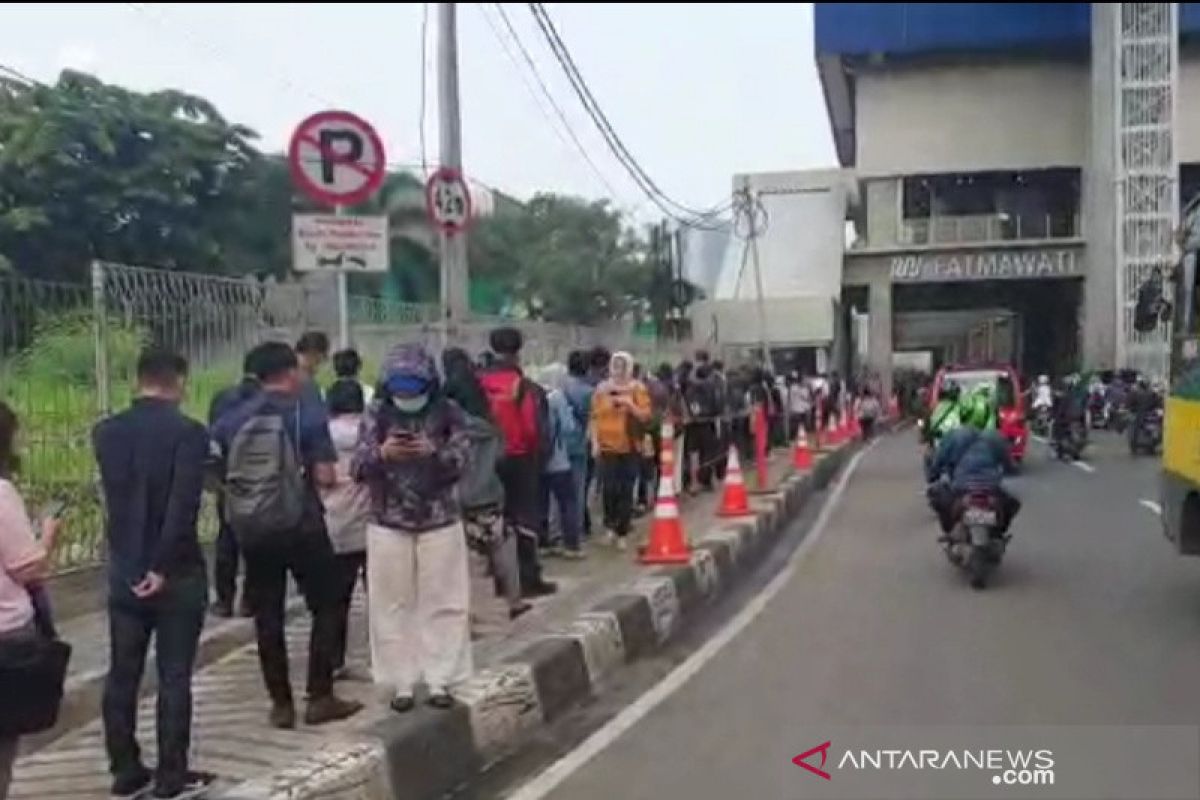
[353,344,472,712]
[589,352,652,550]
[442,348,529,621]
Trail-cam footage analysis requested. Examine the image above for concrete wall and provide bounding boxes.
[855,60,1089,176]
[715,170,851,302]
[1180,58,1200,163]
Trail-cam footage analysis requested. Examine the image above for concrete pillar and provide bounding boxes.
[1083,2,1119,369]
[865,178,901,248]
[868,275,894,400]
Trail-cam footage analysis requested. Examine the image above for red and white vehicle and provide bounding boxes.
[929,364,1028,466]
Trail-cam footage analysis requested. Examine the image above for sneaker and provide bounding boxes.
[237,598,254,618]
[268,702,296,730]
[304,694,363,726]
[604,530,618,547]
[560,548,587,561]
[509,601,533,620]
[543,544,565,558]
[427,690,455,710]
[390,695,415,714]
[615,537,628,552]
[152,770,215,799]
[209,601,233,619]
[111,766,152,799]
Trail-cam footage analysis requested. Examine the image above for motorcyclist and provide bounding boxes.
[1032,374,1053,411]
[922,381,961,446]
[1052,373,1088,449]
[926,395,1020,535]
[1128,376,1164,437]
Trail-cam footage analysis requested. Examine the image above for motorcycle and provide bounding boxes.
[1129,408,1164,456]
[940,489,1009,590]
[1030,405,1053,438]
[1051,419,1088,461]
[1087,392,1109,430]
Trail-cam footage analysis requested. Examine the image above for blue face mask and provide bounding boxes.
[391,394,429,413]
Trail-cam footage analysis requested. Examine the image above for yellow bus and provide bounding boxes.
[1162,210,1200,554]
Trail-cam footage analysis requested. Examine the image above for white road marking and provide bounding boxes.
[1140,499,1163,516]
[505,440,879,800]
[1072,460,1095,474]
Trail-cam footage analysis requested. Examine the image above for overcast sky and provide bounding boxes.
[4,3,834,218]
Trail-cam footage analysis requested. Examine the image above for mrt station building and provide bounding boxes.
[818,2,1200,396]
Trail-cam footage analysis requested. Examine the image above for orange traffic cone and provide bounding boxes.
[793,424,813,470]
[717,445,752,517]
[825,413,842,446]
[640,421,691,564]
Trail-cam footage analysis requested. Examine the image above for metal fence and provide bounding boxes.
[1,261,687,572]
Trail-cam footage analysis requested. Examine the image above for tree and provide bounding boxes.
[471,193,652,325]
[0,70,260,281]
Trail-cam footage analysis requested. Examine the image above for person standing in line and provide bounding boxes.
[582,346,611,535]
[478,328,557,598]
[590,352,652,550]
[211,342,361,730]
[93,350,215,799]
[857,388,883,440]
[787,372,814,441]
[683,364,720,495]
[296,331,334,440]
[0,403,60,800]
[536,365,585,558]
[321,378,372,681]
[353,345,473,712]
[206,353,261,619]
[709,360,730,481]
[442,348,529,622]
[636,364,674,512]
[562,351,594,539]
[333,347,375,405]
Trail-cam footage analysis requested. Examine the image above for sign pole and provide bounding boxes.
[438,2,469,341]
[334,205,350,349]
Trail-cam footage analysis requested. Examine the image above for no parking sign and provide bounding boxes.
[288,110,386,207]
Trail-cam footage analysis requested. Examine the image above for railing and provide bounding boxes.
[1,262,688,572]
[900,212,1081,246]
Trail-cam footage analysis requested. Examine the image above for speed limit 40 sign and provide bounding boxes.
[425,167,473,235]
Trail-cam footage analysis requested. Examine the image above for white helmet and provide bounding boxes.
[1037,374,1049,386]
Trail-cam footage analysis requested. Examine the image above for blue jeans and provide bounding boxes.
[539,470,583,551]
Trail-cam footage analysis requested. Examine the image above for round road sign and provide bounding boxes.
[425,167,473,235]
[288,110,386,207]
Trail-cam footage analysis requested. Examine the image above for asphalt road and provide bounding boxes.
[508,430,1200,800]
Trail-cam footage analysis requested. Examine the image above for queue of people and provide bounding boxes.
[0,327,832,800]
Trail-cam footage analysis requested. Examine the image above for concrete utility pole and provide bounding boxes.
[438,2,470,332]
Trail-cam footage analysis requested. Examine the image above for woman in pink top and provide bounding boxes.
[0,402,59,800]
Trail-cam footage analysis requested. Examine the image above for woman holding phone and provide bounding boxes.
[589,352,652,550]
[0,402,59,799]
[353,345,473,712]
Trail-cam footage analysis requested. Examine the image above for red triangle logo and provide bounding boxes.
[792,741,832,780]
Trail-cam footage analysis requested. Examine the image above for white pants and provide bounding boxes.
[367,521,472,697]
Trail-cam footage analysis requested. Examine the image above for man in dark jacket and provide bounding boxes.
[478,327,556,597]
[927,424,1020,534]
[211,342,361,730]
[93,350,214,799]
[682,365,721,494]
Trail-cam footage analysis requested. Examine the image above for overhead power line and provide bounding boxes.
[479,2,624,203]
[525,2,732,228]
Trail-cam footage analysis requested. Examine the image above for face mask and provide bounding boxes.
[391,394,430,413]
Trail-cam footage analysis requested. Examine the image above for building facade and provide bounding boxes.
[819,2,1200,395]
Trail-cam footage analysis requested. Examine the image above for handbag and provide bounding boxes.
[0,586,72,737]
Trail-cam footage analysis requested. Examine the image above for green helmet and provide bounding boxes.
[959,391,993,430]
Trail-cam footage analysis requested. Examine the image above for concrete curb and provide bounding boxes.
[221,442,859,800]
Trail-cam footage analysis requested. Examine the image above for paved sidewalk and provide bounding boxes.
[10,451,793,799]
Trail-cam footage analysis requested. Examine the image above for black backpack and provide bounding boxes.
[223,409,307,550]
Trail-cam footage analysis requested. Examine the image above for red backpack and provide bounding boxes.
[479,367,545,458]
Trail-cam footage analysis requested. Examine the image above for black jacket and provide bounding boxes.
[93,398,209,589]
